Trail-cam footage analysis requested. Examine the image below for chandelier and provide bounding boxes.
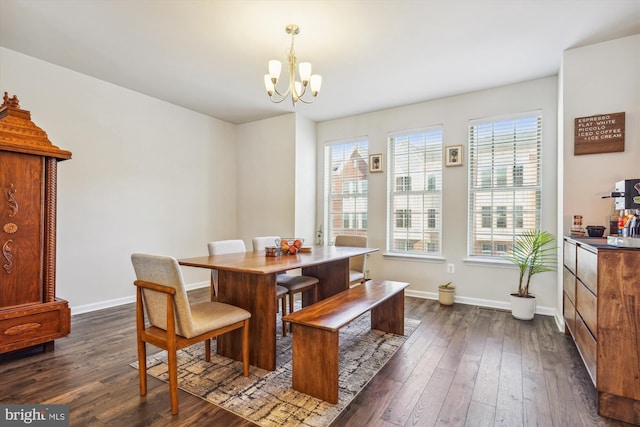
[264,24,322,106]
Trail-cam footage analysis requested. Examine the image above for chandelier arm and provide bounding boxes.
[269,95,290,104]
[295,95,318,104]
[272,85,291,98]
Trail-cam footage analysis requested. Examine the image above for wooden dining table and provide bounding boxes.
[178,245,377,371]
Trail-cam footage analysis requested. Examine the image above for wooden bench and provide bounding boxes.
[282,279,409,403]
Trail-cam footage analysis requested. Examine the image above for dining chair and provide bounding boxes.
[131,253,250,415]
[334,235,368,287]
[252,235,319,336]
[207,239,246,301]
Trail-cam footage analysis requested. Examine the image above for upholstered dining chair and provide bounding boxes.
[252,236,319,336]
[131,253,250,415]
[334,235,368,287]
[207,239,246,301]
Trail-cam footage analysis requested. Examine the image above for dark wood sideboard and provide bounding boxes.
[563,236,640,425]
[0,92,72,354]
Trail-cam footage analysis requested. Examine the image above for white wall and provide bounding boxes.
[0,47,238,313]
[317,77,559,312]
[562,35,640,233]
[236,113,317,248]
[294,115,317,243]
[236,114,296,247]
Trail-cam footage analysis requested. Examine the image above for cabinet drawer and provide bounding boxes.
[0,301,71,353]
[577,245,597,295]
[575,315,597,386]
[563,267,576,304]
[576,280,597,340]
[563,292,576,338]
[563,239,576,274]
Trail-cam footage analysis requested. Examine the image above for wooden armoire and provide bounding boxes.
[0,92,72,354]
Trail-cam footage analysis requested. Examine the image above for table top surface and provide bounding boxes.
[178,245,378,274]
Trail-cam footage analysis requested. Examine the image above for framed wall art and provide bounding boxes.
[369,153,383,173]
[445,145,463,167]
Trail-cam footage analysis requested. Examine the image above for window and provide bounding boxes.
[388,126,443,256]
[481,206,492,228]
[427,175,436,191]
[325,139,368,244]
[395,209,412,228]
[468,111,542,258]
[513,165,524,186]
[396,176,411,191]
[514,205,524,228]
[427,209,436,228]
[496,167,507,186]
[496,206,507,228]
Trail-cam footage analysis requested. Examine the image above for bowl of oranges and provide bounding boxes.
[277,238,304,255]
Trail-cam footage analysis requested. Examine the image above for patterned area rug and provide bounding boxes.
[133,312,419,427]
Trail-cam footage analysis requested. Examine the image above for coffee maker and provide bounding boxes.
[613,179,640,210]
[608,179,640,245]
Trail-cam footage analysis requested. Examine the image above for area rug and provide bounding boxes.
[132,312,419,427]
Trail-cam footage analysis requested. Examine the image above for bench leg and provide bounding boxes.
[290,323,339,404]
[371,290,405,335]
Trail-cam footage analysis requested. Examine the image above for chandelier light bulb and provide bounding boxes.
[298,62,312,85]
[268,60,282,83]
[310,75,322,96]
[264,75,275,96]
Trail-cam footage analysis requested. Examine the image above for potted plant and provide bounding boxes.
[438,282,455,306]
[504,230,556,320]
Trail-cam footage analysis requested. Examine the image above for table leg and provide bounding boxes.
[216,270,277,371]
[302,258,350,302]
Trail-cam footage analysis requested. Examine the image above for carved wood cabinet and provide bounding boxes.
[0,93,71,354]
[563,236,640,425]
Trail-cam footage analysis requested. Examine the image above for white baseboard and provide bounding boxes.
[70,281,210,315]
[71,283,564,333]
[405,289,563,330]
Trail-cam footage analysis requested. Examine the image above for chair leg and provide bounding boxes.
[137,337,147,396]
[205,338,211,362]
[210,273,217,302]
[167,345,179,414]
[242,319,250,377]
[281,295,287,337]
[289,291,295,316]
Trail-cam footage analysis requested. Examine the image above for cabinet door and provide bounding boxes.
[563,239,576,274]
[577,245,597,295]
[0,151,44,307]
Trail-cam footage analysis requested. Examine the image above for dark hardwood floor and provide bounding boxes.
[0,288,633,426]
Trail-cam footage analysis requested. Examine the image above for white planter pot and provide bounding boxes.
[510,294,536,320]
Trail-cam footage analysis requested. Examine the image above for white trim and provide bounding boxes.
[70,281,210,315]
[70,281,565,333]
[468,109,543,126]
[405,288,561,328]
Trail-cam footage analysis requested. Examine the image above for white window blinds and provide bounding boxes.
[467,111,542,257]
[388,126,443,256]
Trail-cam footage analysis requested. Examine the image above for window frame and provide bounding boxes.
[386,125,444,258]
[324,138,369,245]
[467,111,543,259]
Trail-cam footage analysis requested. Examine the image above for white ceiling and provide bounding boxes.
[1,0,639,124]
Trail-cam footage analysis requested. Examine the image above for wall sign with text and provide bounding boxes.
[574,112,625,155]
